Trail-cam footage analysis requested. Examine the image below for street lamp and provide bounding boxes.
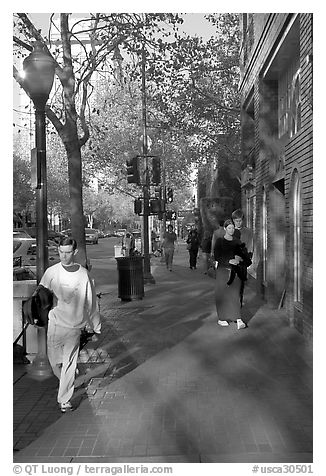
[23,41,55,378]
[141,45,155,284]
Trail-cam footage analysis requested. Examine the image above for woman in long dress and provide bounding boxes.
[213,219,247,330]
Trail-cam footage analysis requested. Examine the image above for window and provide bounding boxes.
[246,193,256,235]
[290,71,301,137]
[262,188,268,284]
[292,170,302,303]
[278,59,301,138]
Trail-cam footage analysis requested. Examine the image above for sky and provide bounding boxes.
[29,12,217,41]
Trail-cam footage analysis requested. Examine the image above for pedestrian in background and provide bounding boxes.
[151,229,157,253]
[40,236,101,413]
[162,224,177,271]
[186,228,200,270]
[201,230,212,274]
[210,220,225,262]
[213,219,249,330]
[122,232,135,256]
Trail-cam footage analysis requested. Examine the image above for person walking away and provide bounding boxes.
[162,224,177,271]
[213,219,249,330]
[40,236,101,413]
[186,228,200,269]
[122,232,134,256]
[210,221,225,262]
[201,230,212,274]
[231,209,253,306]
[151,229,157,253]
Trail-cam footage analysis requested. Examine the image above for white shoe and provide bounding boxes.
[218,320,229,326]
[237,319,246,330]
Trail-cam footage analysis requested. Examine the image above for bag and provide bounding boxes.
[23,285,53,327]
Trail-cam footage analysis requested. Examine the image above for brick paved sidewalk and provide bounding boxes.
[13,245,313,463]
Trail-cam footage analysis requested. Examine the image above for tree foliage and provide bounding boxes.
[13,154,35,219]
[146,13,241,179]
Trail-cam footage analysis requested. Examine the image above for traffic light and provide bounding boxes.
[167,187,173,203]
[126,156,140,184]
[151,157,161,185]
[134,199,142,215]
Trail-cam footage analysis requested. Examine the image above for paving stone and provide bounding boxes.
[13,256,313,463]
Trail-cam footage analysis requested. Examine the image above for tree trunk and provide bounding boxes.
[65,138,87,268]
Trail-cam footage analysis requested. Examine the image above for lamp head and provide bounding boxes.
[23,41,55,107]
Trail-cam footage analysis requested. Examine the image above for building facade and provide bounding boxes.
[239,14,313,340]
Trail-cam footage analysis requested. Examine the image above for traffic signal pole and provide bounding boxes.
[141,44,155,284]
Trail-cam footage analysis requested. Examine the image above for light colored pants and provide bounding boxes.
[164,247,174,270]
[47,320,81,404]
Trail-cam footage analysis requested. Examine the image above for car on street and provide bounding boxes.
[13,234,60,267]
[27,239,60,265]
[18,228,66,244]
[13,229,35,242]
[85,228,99,244]
[116,228,127,237]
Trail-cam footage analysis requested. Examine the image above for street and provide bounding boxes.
[88,237,120,290]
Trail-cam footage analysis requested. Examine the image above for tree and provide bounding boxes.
[13,12,182,266]
[13,154,35,224]
[147,13,241,188]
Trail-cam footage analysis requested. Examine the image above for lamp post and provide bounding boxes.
[23,41,55,378]
[141,45,155,284]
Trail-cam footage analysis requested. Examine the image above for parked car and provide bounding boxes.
[85,228,99,244]
[48,230,66,243]
[13,235,59,267]
[17,227,65,244]
[13,229,35,242]
[97,230,105,239]
[116,228,127,237]
[61,229,72,236]
[28,239,60,265]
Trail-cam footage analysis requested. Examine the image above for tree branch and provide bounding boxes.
[191,77,240,115]
[13,35,32,51]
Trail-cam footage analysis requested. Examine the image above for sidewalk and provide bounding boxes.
[13,244,313,463]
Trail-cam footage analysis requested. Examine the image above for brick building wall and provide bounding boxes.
[284,14,313,340]
[239,13,313,341]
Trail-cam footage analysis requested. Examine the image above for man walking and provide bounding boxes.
[40,236,100,413]
[231,209,253,255]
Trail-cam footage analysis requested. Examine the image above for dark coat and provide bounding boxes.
[23,285,53,327]
[226,242,252,286]
[186,231,200,250]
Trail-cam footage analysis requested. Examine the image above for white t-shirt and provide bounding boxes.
[40,263,96,329]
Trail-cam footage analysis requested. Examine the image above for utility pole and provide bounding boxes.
[141,43,155,284]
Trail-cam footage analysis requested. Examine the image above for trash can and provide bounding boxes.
[116,256,144,301]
